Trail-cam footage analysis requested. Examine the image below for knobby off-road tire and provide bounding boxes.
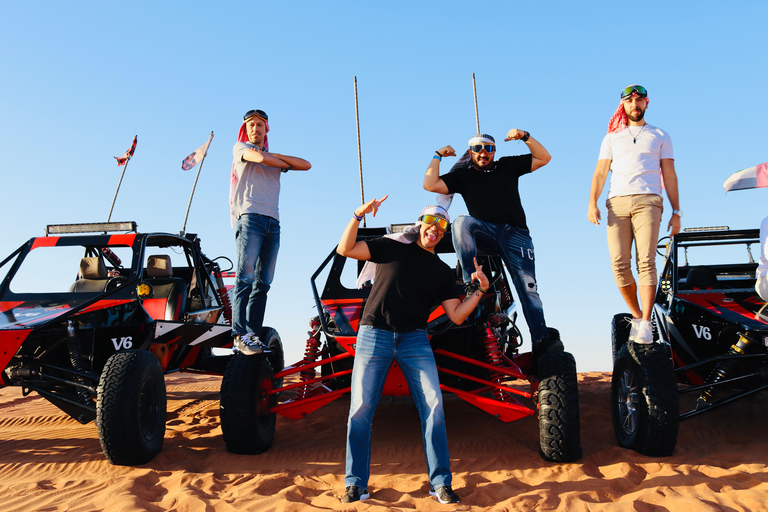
[537,351,582,462]
[220,355,277,455]
[612,342,679,456]
[612,313,632,364]
[261,326,284,388]
[96,350,167,465]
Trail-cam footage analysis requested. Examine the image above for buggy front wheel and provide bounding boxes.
[537,351,582,462]
[611,342,679,456]
[96,350,167,465]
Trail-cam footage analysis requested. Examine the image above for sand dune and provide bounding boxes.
[1,371,767,511]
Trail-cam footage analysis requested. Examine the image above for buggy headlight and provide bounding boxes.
[137,282,154,300]
[763,335,768,348]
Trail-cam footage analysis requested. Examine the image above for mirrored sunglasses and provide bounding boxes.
[419,214,449,230]
[620,85,647,99]
[470,144,496,154]
[244,109,268,121]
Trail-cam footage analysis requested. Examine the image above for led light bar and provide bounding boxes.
[683,226,730,233]
[45,221,138,236]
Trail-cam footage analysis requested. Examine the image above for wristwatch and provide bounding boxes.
[672,209,683,217]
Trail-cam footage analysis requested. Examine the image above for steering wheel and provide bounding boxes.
[106,277,128,291]
[657,236,671,257]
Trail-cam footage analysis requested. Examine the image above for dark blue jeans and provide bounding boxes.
[232,213,280,337]
[453,215,548,343]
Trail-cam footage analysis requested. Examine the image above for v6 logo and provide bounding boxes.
[112,336,134,350]
[692,324,712,340]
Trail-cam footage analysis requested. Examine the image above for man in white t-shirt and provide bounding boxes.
[588,85,681,344]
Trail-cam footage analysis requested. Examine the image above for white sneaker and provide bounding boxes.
[233,333,266,355]
[628,318,641,341]
[634,320,654,344]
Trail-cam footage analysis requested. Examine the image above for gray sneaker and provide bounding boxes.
[430,485,460,504]
[233,333,266,355]
[628,318,641,341]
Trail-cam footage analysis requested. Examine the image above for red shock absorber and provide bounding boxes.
[481,321,509,402]
[298,317,323,400]
[213,267,233,324]
[217,288,233,324]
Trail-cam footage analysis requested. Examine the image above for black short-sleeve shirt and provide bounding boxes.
[441,154,533,229]
[361,238,458,332]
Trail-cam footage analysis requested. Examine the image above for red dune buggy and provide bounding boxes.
[219,223,582,463]
[0,221,242,465]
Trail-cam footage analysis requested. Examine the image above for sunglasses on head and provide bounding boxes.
[470,144,496,154]
[419,214,449,231]
[243,109,268,121]
[621,85,647,100]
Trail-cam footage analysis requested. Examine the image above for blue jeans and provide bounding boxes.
[345,325,451,490]
[232,213,280,337]
[453,215,548,343]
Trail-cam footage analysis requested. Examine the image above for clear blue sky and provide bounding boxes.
[1,1,766,371]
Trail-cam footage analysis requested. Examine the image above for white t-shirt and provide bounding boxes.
[598,124,674,199]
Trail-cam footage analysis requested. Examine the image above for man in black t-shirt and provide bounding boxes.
[336,197,488,505]
[423,131,562,356]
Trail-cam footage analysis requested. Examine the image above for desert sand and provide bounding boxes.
[1,371,767,511]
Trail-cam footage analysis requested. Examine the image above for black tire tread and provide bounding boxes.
[220,355,276,455]
[537,351,582,462]
[611,313,632,363]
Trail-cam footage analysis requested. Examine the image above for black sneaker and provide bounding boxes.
[430,485,460,504]
[340,485,369,503]
[533,327,564,358]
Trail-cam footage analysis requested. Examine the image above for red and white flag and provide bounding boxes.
[182,132,214,171]
[114,135,137,166]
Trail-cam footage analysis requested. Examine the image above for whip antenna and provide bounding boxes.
[472,73,480,134]
[354,76,367,227]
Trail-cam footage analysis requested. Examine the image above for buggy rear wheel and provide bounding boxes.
[96,350,167,465]
[612,313,632,364]
[220,354,277,454]
[611,342,679,456]
[537,351,582,462]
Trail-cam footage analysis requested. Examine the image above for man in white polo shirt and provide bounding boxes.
[588,84,682,344]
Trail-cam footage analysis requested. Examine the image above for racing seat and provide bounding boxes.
[682,265,718,290]
[143,255,188,321]
[68,257,109,292]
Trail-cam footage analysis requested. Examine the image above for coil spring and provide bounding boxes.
[297,319,323,400]
[482,325,508,402]
[217,288,232,324]
[699,333,757,403]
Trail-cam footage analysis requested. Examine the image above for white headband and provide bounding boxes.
[468,133,495,146]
